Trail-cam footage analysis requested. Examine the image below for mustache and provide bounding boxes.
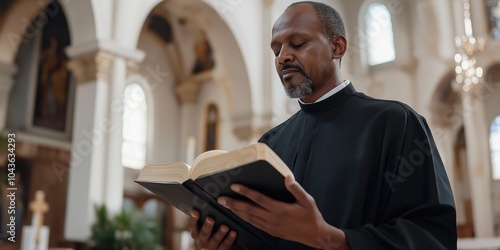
[280,64,306,78]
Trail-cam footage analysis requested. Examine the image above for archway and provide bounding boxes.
[430,71,475,237]
[485,63,500,235]
[0,1,79,248]
[0,0,98,65]
[129,0,253,120]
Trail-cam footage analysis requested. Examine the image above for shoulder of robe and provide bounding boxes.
[350,93,426,128]
[258,112,300,143]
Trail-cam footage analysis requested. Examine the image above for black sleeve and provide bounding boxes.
[343,108,457,250]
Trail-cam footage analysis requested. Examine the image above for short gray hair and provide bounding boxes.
[288,1,346,39]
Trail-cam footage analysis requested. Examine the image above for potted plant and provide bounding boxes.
[90,205,164,250]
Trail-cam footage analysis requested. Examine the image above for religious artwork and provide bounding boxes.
[149,14,174,43]
[485,0,500,39]
[204,104,219,151]
[32,2,72,132]
[192,34,215,74]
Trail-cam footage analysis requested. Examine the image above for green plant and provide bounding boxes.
[90,205,164,250]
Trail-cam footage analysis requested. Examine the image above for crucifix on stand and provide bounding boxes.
[21,190,50,250]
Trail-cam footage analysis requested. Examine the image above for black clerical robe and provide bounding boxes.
[258,84,457,249]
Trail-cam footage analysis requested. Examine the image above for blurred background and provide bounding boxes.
[0,0,499,249]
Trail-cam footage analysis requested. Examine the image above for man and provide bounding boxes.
[188,1,457,249]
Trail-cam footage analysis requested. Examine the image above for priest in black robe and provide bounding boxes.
[187,1,457,249]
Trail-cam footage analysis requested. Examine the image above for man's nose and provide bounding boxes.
[277,47,294,64]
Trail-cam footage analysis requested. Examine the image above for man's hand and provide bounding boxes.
[217,175,349,249]
[187,210,237,250]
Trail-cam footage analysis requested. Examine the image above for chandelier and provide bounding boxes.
[453,0,485,92]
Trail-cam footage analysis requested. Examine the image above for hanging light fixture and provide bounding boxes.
[454,0,486,92]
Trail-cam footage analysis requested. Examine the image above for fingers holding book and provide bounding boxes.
[188,210,238,250]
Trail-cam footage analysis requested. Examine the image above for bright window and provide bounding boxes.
[490,116,500,180]
[122,83,148,169]
[365,3,396,66]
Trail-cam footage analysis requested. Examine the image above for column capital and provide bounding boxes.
[67,50,115,84]
[175,81,201,104]
[232,124,272,142]
[263,0,274,6]
[66,40,146,84]
[66,40,145,63]
[173,59,213,104]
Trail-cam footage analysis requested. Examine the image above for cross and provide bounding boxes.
[29,190,49,245]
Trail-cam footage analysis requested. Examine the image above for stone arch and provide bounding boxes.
[129,0,253,119]
[0,0,98,65]
[486,62,500,85]
[429,70,462,129]
[484,62,500,127]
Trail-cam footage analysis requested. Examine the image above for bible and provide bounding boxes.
[135,143,295,250]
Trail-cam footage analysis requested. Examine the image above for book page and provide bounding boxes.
[191,149,228,174]
[190,143,293,180]
[137,163,191,183]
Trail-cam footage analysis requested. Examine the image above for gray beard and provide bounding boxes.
[284,75,313,98]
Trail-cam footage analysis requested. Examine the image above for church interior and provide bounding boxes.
[0,0,500,249]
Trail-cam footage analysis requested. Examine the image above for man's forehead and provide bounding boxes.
[272,4,320,36]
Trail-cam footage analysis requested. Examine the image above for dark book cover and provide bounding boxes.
[136,159,295,249]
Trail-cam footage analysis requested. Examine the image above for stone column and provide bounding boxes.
[172,80,202,250]
[461,90,495,237]
[63,42,144,240]
[63,50,114,241]
[175,81,201,163]
[0,62,18,131]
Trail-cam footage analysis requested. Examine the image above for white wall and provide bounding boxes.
[196,80,240,151]
[136,30,180,164]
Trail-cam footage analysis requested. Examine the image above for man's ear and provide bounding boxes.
[331,35,347,60]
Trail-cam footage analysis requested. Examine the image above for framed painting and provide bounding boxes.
[29,1,74,140]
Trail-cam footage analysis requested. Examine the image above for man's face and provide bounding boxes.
[271,4,335,100]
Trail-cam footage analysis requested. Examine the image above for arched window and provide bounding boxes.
[490,116,500,180]
[364,3,396,66]
[122,83,148,169]
[204,103,219,151]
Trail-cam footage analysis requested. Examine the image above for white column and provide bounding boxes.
[62,42,144,240]
[103,56,126,214]
[175,81,201,164]
[102,53,142,214]
[172,81,201,250]
[261,0,274,124]
[63,50,114,241]
[0,62,18,131]
[462,91,495,237]
[436,129,457,204]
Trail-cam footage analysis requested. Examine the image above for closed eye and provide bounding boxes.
[291,42,306,49]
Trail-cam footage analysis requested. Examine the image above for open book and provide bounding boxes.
[135,143,295,250]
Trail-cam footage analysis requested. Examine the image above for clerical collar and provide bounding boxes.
[299,81,356,114]
[299,80,351,105]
